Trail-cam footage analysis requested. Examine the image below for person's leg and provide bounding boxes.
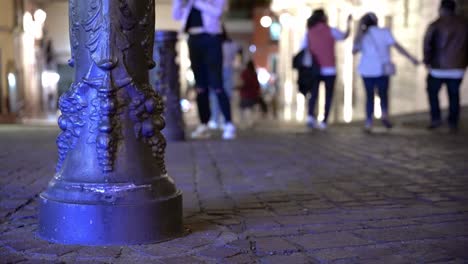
[377,76,392,128]
[445,78,463,130]
[188,35,210,125]
[322,75,336,124]
[307,77,320,119]
[206,35,232,124]
[208,91,220,128]
[426,74,443,128]
[362,77,376,126]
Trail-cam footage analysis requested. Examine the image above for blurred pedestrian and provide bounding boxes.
[173,0,236,139]
[353,12,419,132]
[238,60,268,127]
[208,26,240,130]
[423,0,468,133]
[306,9,352,130]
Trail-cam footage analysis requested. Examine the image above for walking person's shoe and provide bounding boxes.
[381,119,393,129]
[222,122,236,140]
[208,120,219,130]
[364,121,373,133]
[316,121,328,130]
[191,124,211,139]
[427,120,442,130]
[306,116,317,128]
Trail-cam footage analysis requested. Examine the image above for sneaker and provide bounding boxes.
[191,124,210,139]
[316,121,327,130]
[306,116,317,128]
[207,120,219,130]
[427,121,442,130]
[364,121,373,133]
[222,122,236,140]
[381,119,393,129]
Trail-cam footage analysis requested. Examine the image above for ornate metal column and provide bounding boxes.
[38,0,183,245]
[151,31,185,141]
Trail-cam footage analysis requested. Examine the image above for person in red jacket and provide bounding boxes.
[239,60,268,123]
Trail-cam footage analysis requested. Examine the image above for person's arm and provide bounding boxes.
[332,15,353,41]
[423,23,436,67]
[394,41,419,65]
[193,0,225,18]
[172,0,186,21]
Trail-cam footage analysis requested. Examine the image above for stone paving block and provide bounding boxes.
[198,246,243,259]
[309,244,400,262]
[260,253,313,264]
[353,226,443,243]
[251,237,299,256]
[288,232,370,250]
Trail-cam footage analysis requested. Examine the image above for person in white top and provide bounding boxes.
[353,12,419,132]
[173,0,236,140]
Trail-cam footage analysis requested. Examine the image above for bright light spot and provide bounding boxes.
[260,16,273,28]
[374,96,382,119]
[257,68,271,86]
[270,22,281,40]
[284,105,292,121]
[34,9,47,24]
[343,39,354,123]
[180,99,191,113]
[279,13,292,26]
[317,84,325,122]
[249,45,257,53]
[186,69,195,86]
[7,73,16,88]
[284,80,293,104]
[296,93,305,121]
[23,12,34,33]
[41,71,60,88]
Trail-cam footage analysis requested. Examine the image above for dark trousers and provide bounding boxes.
[188,34,232,124]
[427,75,462,128]
[362,76,390,123]
[308,75,336,123]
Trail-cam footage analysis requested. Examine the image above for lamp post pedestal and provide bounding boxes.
[38,0,183,245]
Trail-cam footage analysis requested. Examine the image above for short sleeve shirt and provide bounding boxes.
[357,27,396,77]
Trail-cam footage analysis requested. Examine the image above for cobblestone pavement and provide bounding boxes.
[1,112,468,263]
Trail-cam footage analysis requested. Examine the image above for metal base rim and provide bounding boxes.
[38,193,183,246]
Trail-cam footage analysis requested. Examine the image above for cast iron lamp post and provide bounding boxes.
[38,0,183,245]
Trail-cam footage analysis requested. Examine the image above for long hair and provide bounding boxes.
[359,12,378,34]
[307,9,327,29]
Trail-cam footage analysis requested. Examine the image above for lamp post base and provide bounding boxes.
[38,192,183,246]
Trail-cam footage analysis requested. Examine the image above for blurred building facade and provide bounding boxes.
[271,0,468,123]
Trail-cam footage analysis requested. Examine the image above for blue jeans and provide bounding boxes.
[362,76,390,123]
[209,67,233,125]
[308,75,336,123]
[188,34,232,124]
[427,75,463,128]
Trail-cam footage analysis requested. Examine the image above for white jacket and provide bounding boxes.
[172,0,226,35]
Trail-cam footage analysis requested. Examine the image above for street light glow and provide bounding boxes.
[260,16,273,28]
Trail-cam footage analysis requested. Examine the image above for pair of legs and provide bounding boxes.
[308,75,336,123]
[426,75,462,129]
[209,67,233,127]
[362,76,391,126]
[188,34,232,125]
